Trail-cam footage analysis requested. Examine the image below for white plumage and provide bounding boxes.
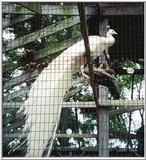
[18,28,117,157]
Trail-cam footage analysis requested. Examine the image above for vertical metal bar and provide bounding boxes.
[98,17,109,157]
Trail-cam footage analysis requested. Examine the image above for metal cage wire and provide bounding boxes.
[2,2,144,158]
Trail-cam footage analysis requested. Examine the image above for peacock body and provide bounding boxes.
[18,29,117,157]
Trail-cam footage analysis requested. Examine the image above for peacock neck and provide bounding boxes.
[106,34,115,47]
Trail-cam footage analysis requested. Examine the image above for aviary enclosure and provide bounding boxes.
[2,2,144,158]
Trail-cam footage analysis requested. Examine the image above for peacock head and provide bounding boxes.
[106,26,117,37]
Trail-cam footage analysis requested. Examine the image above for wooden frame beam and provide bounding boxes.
[3,16,80,52]
[3,131,137,140]
[3,3,97,16]
[17,2,42,14]
[2,15,34,29]
[3,3,143,16]
[3,70,39,89]
[3,100,144,109]
[3,87,29,102]
[3,107,144,127]
[99,3,144,15]
[98,17,109,157]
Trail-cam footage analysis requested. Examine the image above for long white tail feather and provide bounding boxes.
[46,104,62,157]
[17,31,117,157]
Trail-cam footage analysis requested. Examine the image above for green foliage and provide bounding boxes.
[116,60,144,98]
[80,117,96,134]
[110,115,127,132]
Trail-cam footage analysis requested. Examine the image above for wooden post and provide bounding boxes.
[98,17,109,157]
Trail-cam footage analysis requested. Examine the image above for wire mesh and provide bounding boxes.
[2,2,144,158]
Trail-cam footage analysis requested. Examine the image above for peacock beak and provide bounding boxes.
[114,31,118,35]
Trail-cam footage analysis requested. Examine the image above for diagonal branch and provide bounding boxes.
[78,3,99,109]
